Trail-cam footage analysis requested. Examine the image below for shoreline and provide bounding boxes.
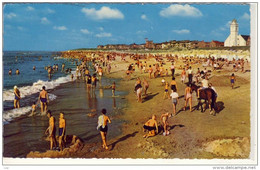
[25,50,251,159]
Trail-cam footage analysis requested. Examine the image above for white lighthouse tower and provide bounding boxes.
[224,19,238,47]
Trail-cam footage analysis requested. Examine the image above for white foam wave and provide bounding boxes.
[3,71,75,101]
[3,93,57,123]
[3,106,32,123]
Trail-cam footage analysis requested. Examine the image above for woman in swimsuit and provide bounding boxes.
[97,109,111,150]
[184,84,193,112]
[14,86,21,108]
[170,89,179,116]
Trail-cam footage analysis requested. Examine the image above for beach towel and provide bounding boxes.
[97,115,104,130]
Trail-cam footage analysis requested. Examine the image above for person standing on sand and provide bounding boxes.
[143,115,158,138]
[230,73,236,89]
[170,89,179,116]
[45,110,58,150]
[170,63,175,78]
[160,112,170,136]
[163,82,170,99]
[59,112,66,151]
[187,66,193,84]
[14,86,21,108]
[181,68,186,84]
[38,86,49,115]
[97,109,111,150]
[184,84,192,112]
[143,78,149,96]
[170,77,178,92]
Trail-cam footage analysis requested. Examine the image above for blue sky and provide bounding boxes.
[3,3,250,51]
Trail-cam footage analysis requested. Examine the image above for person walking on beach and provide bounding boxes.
[170,62,175,78]
[97,109,111,150]
[45,110,57,150]
[39,86,49,115]
[184,84,192,112]
[135,78,142,103]
[59,112,66,151]
[14,86,21,108]
[160,112,170,136]
[170,77,178,92]
[143,78,149,96]
[230,73,236,89]
[187,66,193,84]
[170,89,179,116]
[181,68,186,84]
[143,115,158,138]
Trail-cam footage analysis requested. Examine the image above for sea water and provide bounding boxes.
[3,51,76,123]
[3,51,127,157]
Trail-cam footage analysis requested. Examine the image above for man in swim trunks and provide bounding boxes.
[97,109,111,150]
[184,84,193,112]
[143,115,158,138]
[45,110,57,150]
[14,86,21,108]
[39,86,49,115]
[59,112,66,151]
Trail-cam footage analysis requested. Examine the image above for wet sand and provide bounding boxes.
[4,74,127,157]
[26,51,252,159]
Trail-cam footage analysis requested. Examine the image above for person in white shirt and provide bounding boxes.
[197,76,209,98]
[170,89,179,116]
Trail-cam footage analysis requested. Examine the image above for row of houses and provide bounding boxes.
[97,39,225,50]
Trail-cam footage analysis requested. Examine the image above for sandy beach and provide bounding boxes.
[24,49,251,159]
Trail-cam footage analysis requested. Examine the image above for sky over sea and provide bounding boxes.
[3,3,250,51]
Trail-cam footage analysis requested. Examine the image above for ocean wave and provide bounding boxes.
[3,71,75,101]
[3,93,57,123]
[3,106,32,123]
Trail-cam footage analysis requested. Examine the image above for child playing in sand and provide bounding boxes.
[230,73,236,89]
[31,102,37,116]
[160,112,170,136]
[170,89,179,116]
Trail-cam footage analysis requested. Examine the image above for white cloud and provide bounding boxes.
[172,29,190,34]
[5,13,16,19]
[98,27,104,31]
[41,17,50,24]
[80,29,91,34]
[141,14,147,20]
[26,6,35,11]
[137,30,147,34]
[240,12,250,20]
[211,30,223,37]
[81,6,124,20]
[53,26,67,31]
[160,4,203,17]
[17,26,24,31]
[96,32,112,38]
[46,8,55,14]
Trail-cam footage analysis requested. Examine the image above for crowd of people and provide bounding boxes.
[12,50,246,151]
